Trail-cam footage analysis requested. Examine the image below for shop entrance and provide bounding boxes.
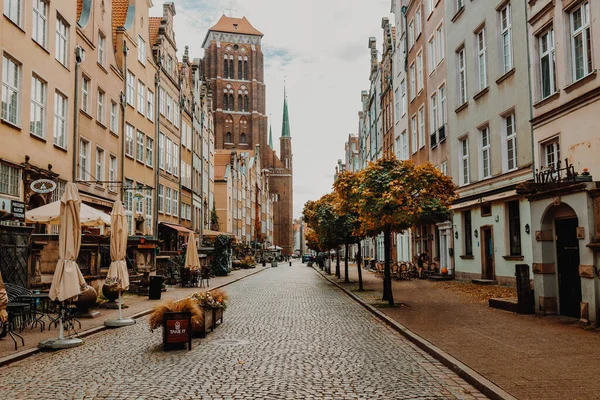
[555,217,581,318]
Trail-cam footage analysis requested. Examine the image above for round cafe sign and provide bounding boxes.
[30,179,57,194]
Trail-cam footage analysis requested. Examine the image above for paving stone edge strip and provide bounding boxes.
[312,266,517,400]
[0,267,269,368]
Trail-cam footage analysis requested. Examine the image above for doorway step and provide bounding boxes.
[489,297,518,313]
[471,279,498,285]
[428,274,454,281]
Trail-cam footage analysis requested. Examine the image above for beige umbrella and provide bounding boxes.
[185,232,200,271]
[49,183,86,302]
[26,200,111,226]
[104,200,134,327]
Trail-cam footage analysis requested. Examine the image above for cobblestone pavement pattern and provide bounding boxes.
[0,262,486,399]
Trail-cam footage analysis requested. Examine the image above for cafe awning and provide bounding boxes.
[202,229,234,237]
[26,200,111,226]
[160,222,193,233]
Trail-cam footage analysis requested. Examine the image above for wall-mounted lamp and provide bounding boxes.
[474,229,479,238]
[454,231,459,240]
[495,215,500,223]
[525,224,530,234]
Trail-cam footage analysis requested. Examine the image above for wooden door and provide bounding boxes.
[482,227,494,280]
[555,218,581,318]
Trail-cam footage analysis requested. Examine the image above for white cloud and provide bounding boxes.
[152,0,392,218]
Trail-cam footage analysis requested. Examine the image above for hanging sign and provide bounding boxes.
[30,179,57,194]
[11,201,25,221]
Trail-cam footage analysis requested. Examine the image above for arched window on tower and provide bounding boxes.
[229,94,234,110]
[229,58,234,79]
[238,95,243,112]
[243,58,249,80]
[224,57,229,78]
[223,94,228,110]
[240,133,247,144]
[238,58,243,80]
[225,132,232,143]
[243,95,249,112]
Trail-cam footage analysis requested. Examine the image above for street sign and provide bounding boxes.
[30,179,57,194]
[163,312,192,351]
[11,201,25,221]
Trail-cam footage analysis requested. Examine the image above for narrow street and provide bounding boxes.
[0,261,484,399]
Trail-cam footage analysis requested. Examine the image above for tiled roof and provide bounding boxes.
[149,17,161,46]
[208,15,263,36]
[112,0,129,48]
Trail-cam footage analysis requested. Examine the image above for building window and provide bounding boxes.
[428,37,436,73]
[55,16,68,66]
[238,58,243,80]
[0,163,20,196]
[427,0,434,15]
[410,64,416,100]
[53,91,67,148]
[480,127,491,179]
[237,94,243,112]
[166,95,173,122]
[457,48,467,105]
[460,137,469,185]
[539,28,556,99]
[504,114,517,171]
[476,28,487,90]
[226,131,232,143]
[126,71,135,106]
[97,90,105,125]
[456,0,464,12]
[1,55,20,125]
[166,56,173,76]
[229,58,234,79]
[4,0,22,25]
[244,95,249,112]
[124,179,133,235]
[159,87,166,116]
[463,210,472,256]
[418,106,425,149]
[81,76,89,113]
[138,36,146,64]
[159,133,165,170]
[500,3,513,73]
[145,193,153,233]
[244,59,249,80]
[411,115,418,154]
[223,93,229,110]
[400,130,408,160]
[165,187,172,214]
[543,138,560,170]
[136,130,144,163]
[173,101,179,127]
[436,24,445,63]
[79,139,89,181]
[110,101,118,134]
[32,0,48,48]
[417,51,424,92]
[440,161,447,175]
[173,190,179,217]
[400,79,406,116]
[166,138,172,173]
[224,55,229,78]
[137,81,145,115]
[147,89,154,121]
[415,8,422,37]
[158,184,164,213]
[95,147,105,185]
[30,76,46,138]
[430,92,438,138]
[240,133,247,144]
[508,200,521,256]
[109,155,117,190]
[146,136,154,167]
[570,1,592,82]
[125,124,134,157]
[173,145,179,177]
[408,21,414,49]
[98,32,105,66]
[439,84,447,129]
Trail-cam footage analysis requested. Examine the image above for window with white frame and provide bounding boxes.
[30,76,46,138]
[109,155,117,189]
[138,36,146,64]
[145,193,153,233]
[456,0,464,12]
[543,138,560,170]
[126,71,135,106]
[97,89,105,125]
[147,90,154,121]
[81,76,90,113]
[4,0,22,26]
[124,179,133,235]
[539,28,556,99]
[173,145,179,177]
[159,133,165,170]
[79,139,90,181]
[430,92,438,135]
[98,32,105,66]
[165,187,172,214]
[166,95,173,122]
[417,51,424,92]
[400,79,407,115]
[136,130,144,162]
[1,55,20,125]
[480,127,491,179]
[173,190,179,217]
[411,115,418,153]
[137,81,145,115]
[95,147,105,185]
[408,21,414,49]
[159,87,166,116]
[457,48,467,105]
[427,0,434,15]
[500,3,513,73]
[418,106,425,149]
[409,64,416,100]
[110,101,118,133]
[125,124,134,157]
[53,91,67,147]
[439,84,447,129]
[174,101,180,127]
[428,37,436,73]
[415,8,422,37]
[504,113,517,171]
[146,136,153,167]
[476,28,487,90]
[436,24,445,63]
[459,137,469,185]
[55,16,68,66]
[186,124,192,148]
[158,184,164,213]
[440,161,448,175]
[32,0,48,48]
[0,162,20,196]
[394,88,399,123]
[401,130,408,160]
[135,189,143,215]
[570,1,592,82]
[166,138,172,173]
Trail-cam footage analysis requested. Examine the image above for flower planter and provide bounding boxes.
[192,308,216,338]
[213,308,224,329]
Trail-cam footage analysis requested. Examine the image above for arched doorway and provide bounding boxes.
[541,203,582,318]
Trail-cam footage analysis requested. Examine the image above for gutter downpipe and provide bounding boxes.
[178,76,183,226]
[154,51,162,239]
[524,3,536,177]
[120,42,128,203]
[72,47,83,182]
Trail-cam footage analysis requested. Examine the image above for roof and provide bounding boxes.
[281,91,290,138]
[208,15,263,36]
[112,0,130,47]
[149,17,161,46]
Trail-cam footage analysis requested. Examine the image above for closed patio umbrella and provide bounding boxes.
[104,200,135,327]
[185,232,200,271]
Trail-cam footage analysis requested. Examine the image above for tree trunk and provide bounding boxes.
[335,247,341,278]
[356,240,363,291]
[383,226,394,306]
[344,243,350,283]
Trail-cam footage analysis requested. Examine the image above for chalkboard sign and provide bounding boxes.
[163,312,192,351]
[11,201,25,221]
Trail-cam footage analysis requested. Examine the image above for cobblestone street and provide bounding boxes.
[0,262,484,399]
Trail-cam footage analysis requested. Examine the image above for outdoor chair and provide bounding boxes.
[399,263,410,280]
[199,268,210,288]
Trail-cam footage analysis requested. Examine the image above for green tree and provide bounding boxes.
[211,200,219,231]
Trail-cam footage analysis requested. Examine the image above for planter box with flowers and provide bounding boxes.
[149,289,228,340]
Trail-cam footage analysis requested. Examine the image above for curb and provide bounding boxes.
[0,267,268,368]
[312,266,517,400]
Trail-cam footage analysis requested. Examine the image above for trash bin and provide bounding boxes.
[149,275,164,300]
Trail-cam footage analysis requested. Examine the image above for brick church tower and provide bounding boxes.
[203,15,293,255]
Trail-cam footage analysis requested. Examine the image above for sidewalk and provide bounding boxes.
[322,262,600,400]
[0,267,265,361]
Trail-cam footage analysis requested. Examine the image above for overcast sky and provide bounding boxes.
[151,0,392,218]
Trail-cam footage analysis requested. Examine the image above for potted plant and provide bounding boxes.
[149,298,207,338]
[191,289,228,330]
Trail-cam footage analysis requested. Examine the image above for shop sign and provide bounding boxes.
[30,179,57,194]
[163,312,192,351]
[11,201,25,221]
